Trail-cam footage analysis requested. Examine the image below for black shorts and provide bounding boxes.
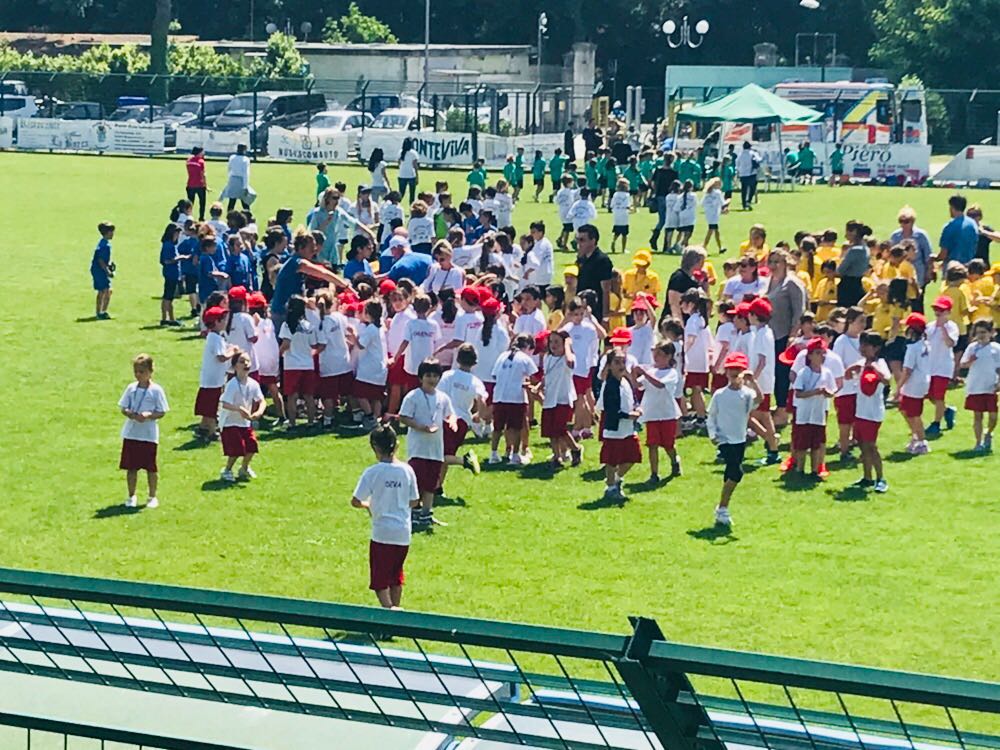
[708,223,719,231]
[638,184,649,193]
[181,273,199,295]
[724,190,732,199]
[832,168,844,176]
[162,278,181,300]
[562,222,573,233]
[512,179,524,189]
[954,333,969,354]
[678,225,694,233]
[552,179,560,191]
[629,189,638,196]
[719,442,747,484]
[884,335,907,363]
[613,225,629,237]
[598,177,608,190]
[534,177,545,187]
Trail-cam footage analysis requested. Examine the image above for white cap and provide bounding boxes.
[388,236,410,250]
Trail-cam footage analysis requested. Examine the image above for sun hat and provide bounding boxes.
[931,295,953,312]
[632,249,653,267]
[202,306,227,325]
[903,312,927,331]
[723,352,750,370]
[860,367,881,396]
[227,285,248,302]
[609,327,633,345]
[806,336,828,353]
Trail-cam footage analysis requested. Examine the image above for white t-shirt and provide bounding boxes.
[712,321,736,369]
[569,199,598,230]
[702,190,724,225]
[542,353,575,408]
[227,312,257,372]
[900,340,931,399]
[353,461,419,546]
[676,192,698,227]
[227,153,250,182]
[452,244,478,270]
[566,320,599,376]
[792,366,836,426]
[707,385,756,444]
[596,378,636,439]
[630,324,656,366]
[495,193,513,227]
[610,191,631,226]
[491,351,537,404]
[408,216,434,245]
[380,202,404,234]
[638,368,681,422]
[219,376,264,429]
[555,187,578,223]
[400,388,454,461]
[439,368,486,425]
[684,313,712,373]
[723,276,765,301]
[402,317,441,376]
[749,325,776,394]
[319,313,353,377]
[370,160,388,189]
[253,318,280,377]
[430,311,455,367]
[200,331,230,388]
[527,237,554,287]
[962,341,1000,395]
[398,150,419,179]
[119,382,169,443]
[926,320,960,378]
[833,333,864,396]
[664,193,680,228]
[473,324,509,383]
[355,322,388,385]
[454,310,484,343]
[514,308,546,364]
[386,307,417,356]
[855,359,891,423]
[730,328,751,357]
[422,265,465,293]
[793,348,845,385]
[279,320,318,371]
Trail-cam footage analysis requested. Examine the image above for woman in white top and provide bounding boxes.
[220,144,254,212]
[355,185,379,235]
[397,138,419,203]
[723,257,766,302]
[421,241,466,293]
[367,148,390,202]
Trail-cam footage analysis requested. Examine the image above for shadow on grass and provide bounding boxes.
[829,486,872,502]
[779,472,824,492]
[950,448,988,460]
[75,316,105,323]
[886,451,919,463]
[201,478,244,492]
[577,492,628,511]
[173,436,213,451]
[517,462,559,480]
[434,495,467,508]
[179,333,208,341]
[686,526,738,544]
[624,475,673,494]
[580,468,606,482]
[93,503,141,519]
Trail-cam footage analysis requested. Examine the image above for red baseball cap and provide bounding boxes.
[777,342,802,366]
[460,287,480,305]
[227,285,248,302]
[723,352,750,370]
[476,286,494,304]
[631,292,659,311]
[734,302,752,318]
[338,290,359,305]
[904,312,927,331]
[748,296,773,319]
[533,329,551,354]
[202,305,227,325]
[860,367,880,396]
[609,326,633,345]
[247,291,268,309]
[931,295,953,312]
[806,336,828,353]
[481,297,502,315]
[378,279,397,296]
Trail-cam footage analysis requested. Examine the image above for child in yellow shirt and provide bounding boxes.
[879,244,919,301]
[990,263,1000,329]
[939,264,973,332]
[812,260,838,322]
[621,249,661,309]
[544,286,565,331]
[606,270,627,330]
[718,258,738,301]
[966,258,995,323]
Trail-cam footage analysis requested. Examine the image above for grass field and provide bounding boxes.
[1,151,998,683]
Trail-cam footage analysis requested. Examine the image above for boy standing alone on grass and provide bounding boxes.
[91,221,115,320]
[118,354,168,510]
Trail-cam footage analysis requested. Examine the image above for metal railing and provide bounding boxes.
[0,568,996,750]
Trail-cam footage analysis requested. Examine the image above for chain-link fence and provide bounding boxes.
[929,89,1000,152]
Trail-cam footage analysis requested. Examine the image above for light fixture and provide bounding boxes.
[694,19,710,34]
[662,20,676,35]
[800,0,820,8]
[661,16,708,48]
[265,22,278,34]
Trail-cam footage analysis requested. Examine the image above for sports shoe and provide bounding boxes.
[760,451,781,466]
[463,451,481,475]
[984,433,993,452]
[96,312,111,320]
[714,506,732,527]
[220,469,236,483]
[603,485,619,500]
[815,464,830,479]
[146,497,159,509]
[238,466,257,480]
[905,438,919,454]
[580,428,594,440]
[509,452,524,466]
[670,458,682,477]
[487,451,503,465]
[944,406,957,430]
[322,416,334,428]
[925,422,941,437]
[873,478,889,493]
[648,473,661,484]
[168,320,184,327]
[412,508,430,528]
[124,496,138,509]
[850,477,874,489]
[915,440,931,455]
[780,455,796,473]
[160,319,171,327]
[521,448,533,464]
[570,447,583,466]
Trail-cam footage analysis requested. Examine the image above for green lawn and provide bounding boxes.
[1,151,998,683]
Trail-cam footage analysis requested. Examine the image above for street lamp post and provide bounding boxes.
[423,0,430,85]
[661,16,709,49]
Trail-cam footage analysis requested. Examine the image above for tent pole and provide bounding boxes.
[777,122,786,193]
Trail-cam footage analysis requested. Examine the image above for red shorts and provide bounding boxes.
[834,394,856,425]
[791,423,826,452]
[317,372,354,401]
[194,386,223,418]
[443,419,469,456]
[573,368,596,396]
[221,425,259,457]
[493,402,527,432]
[644,419,678,450]
[484,382,495,405]
[388,357,419,388]
[755,394,772,412]
[853,418,881,443]
[409,457,443,495]
[257,374,279,389]
[540,405,573,439]
[353,379,386,402]
[119,439,158,472]
[369,540,408,591]
[600,435,642,465]
[965,393,999,413]
[928,375,950,402]
[283,368,317,396]
[685,371,709,389]
[785,389,796,411]
[711,372,728,392]
[899,395,924,418]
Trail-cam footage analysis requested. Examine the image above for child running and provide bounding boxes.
[219,351,266,482]
[437,344,486,485]
[118,354,169,509]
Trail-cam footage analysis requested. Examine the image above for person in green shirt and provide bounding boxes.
[784,148,799,181]
[512,147,525,202]
[315,162,330,198]
[595,149,609,203]
[603,157,619,208]
[502,155,517,190]
[797,141,815,184]
[623,156,642,208]
[548,148,566,202]
[829,142,845,187]
[585,155,601,192]
[466,159,487,189]
[720,155,735,198]
[532,149,547,201]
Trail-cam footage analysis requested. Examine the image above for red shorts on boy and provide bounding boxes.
[221,426,259,457]
[791,423,826,452]
[540,405,573,438]
[256,374,279,389]
[369,540,408,591]
[853,418,881,443]
[756,394,772,412]
[194,386,223,418]
[899,395,924,418]
[493,403,527,432]
[600,435,642,465]
[573,367,596,396]
[387,358,419,390]
[684,371,709,389]
[484,382,495,405]
[645,419,678,450]
[409,457,443,494]
[317,372,354,401]
[710,372,727,392]
[283,369,317,396]
[928,376,950,402]
[119,439,158,472]
[965,393,999,413]
[443,419,469,456]
[834,394,856,425]
[353,379,385,402]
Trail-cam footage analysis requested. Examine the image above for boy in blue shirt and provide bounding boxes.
[225,236,253,290]
[178,221,202,317]
[159,223,188,328]
[91,221,115,320]
[198,236,229,307]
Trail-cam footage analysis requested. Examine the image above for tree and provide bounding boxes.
[323,3,398,44]
[254,32,309,78]
[149,0,172,101]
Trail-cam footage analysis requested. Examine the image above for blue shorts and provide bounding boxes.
[92,272,110,291]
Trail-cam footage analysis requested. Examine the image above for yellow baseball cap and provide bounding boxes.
[632,249,652,267]
[563,265,578,277]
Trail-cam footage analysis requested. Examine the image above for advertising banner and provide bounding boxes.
[16,118,99,150]
[0,117,13,148]
[98,120,164,154]
[935,145,1000,183]
[267,126,352,162]
[176,127,250,155]
[358,131,528,167]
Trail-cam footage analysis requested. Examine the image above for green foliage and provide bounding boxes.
[252,32,309,78]
[322,3,398,44]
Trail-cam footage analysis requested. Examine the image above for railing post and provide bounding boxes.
[614,617,720,750]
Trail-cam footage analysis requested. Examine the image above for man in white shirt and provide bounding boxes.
[734,141,760,211]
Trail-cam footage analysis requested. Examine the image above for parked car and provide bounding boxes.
[0,94,38,119]
[368,107,441,132]
[345,94,426,119]
[108,105,163,122]
[0,80,29,96]
[156,94,233,147]
[293,109,373,150]
[213,90,327,151]
[54,101,104,120]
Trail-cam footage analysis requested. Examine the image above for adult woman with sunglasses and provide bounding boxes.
[421,240,466,293]
[765,249,807,427]
[837,219,872,307]
[722,256,766,302]
[888,205,934,312]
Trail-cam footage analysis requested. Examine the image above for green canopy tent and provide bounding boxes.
[675,83,824,188]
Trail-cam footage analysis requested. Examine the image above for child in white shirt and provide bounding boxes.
[790,339,837,477]
[219,351,266,482]
[960,319,1000,452]
[379,193,404,242]
[438,344,487,479]
[196,306,237,438]
[561,297,606,438]
[636,342,683,481]
[316,292,356,427]
[663,181,681,252]
[895,314,932,454]
[495,181,514,227]
[628,299,656,367]
[609,178,632,254]
[680,289,712,424]
[118,353,169,509]
[554,176,578,250]
[846,333,892,492]
[568,188,598,231]
[354,301,389,429]
[535,331,581,466]
[701,177,725,254]
[925,296,960,435]
[676,180,698,248]
[747,297,780,464]
[279,295,324,428]
[489,334,538,464]
[596,349,642,500]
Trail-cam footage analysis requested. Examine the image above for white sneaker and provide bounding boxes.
[239,466,257,480]
[905,438,918,454]
[510,453,523,466]
[220,469,236,482]
[146,497,159,509]
[521,449,533,463]
[487,451,503,465]
[915,441,931,455]
[124,496,137,509]
[714,506,732,527]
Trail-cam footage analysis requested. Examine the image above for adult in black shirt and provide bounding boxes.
[967,205,1000,263]
[563,127,576,162]
[575,223,614,323]
[582,118,604,153]
[662,246,707,321]
[649,153,678,251]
